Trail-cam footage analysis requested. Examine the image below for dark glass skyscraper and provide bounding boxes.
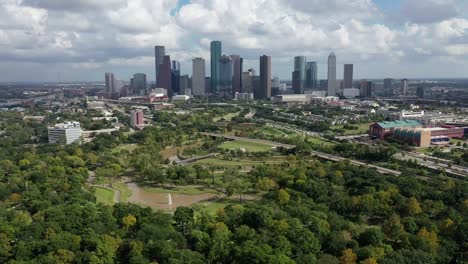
[306,61,317,90]
[156,55,172,96]
[259,55,271,99]
[132,73,147,95]
[210,41,222,93]
[154,46,165,83]
[293,56,306,94]
[230,55,242,95]
[171,60,180,95]
[218,55,233,98]
[344,64,353,88]
[384,78,393,97]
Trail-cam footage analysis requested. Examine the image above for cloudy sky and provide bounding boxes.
[1,0,468,82]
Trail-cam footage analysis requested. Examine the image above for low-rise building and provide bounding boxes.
[48,121,82,144]
[130,110,144,130]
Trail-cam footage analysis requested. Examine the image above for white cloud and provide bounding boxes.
[0,0,467,81]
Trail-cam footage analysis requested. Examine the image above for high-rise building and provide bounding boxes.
[218,55,233,98]
[154,46,165,83]
[156,55,172,96]
[105,72,115,93]
[292,56,306,94]
[230,55,242,94]
[171,60,181,95]
[360,79,367,97]
[132,73,147,95]
[130,110,144,130]
[401,79,408,95]
[416,86,424,98]
[384,78,393,97]
[306,61,318,90]
[192,57,206,96]
[179,74,191,93]
[259,55,271,99]
[242,70,254,93]
[344,64,353,88]
[48,121,82,144]
[327,52,337,96]
[210,41,222,93]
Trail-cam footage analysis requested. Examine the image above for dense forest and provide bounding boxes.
[0,110,467,263]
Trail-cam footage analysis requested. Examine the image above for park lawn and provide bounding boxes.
[219,139,274,152]
[161,142,204,159]
[114,182,132,202]
[261,127,288,137]
[331,123,371,135]
[112,144,137,154]
[306,136,335,147]
[213,111,240,122]
[196,156,287,168]
[95,187,115,206]
[142,185,220,195]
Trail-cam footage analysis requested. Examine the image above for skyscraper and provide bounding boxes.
[327,52,337,96]
[384,78,393,97]
[156,55,172,96]
[171,60,180,94]
[210,41,222,93]
[306,61,318,90]
[230,55,242,94]
[242,70,254,93]
[132,73,147,95]
[292,56,306,94]
[259,55,271,99]
[401,79,408,95]
[105,72,115,93]
[154,46,165,83]
[192,57,205,96]
[218,55,233,98]
[344,64,353,88]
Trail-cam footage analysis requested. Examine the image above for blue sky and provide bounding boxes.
[0,0,467,81]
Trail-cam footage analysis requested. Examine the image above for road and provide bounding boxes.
[394,152,468,179]
[176,153,219,165]
[310,151,402,176]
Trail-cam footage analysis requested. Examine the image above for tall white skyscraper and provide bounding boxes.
[327,52,337,96]
[192,58,206,95]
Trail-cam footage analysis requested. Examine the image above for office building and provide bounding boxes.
[306,61,318,90]
[218,55,233,98]
[192,57,206,96]
[416,86,424,98]
[384,78,393,97]
[180,74,191,93]
[327,52,337,96]
[130,110,144,130]
[343,64,353,88]
[171,60,181,95]
[231,55,242,94]
[242,70,254,93]
[259,55,272,99]
[156,55,172,96]
[292,56,306,94]
[105,73,115,93]
[48,121,82,144]
[132,73,147,95]
[154,46,165,83]
[401,79,409,95]
[210,41,222,93]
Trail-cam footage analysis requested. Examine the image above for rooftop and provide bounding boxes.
[375,120,421,129]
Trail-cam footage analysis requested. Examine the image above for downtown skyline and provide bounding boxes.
[1,0,468,81]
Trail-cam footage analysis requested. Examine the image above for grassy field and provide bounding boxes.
[142,185,220,195]
[95,187,114,206]
[261,127,288,137]
[213,112,240,122]
[306,136,335,147]
[112,144,138,154]
[114,182,132,202]
[196,156,287,168]
[218,140,274,152]
[331,123,371,135]
[161,142,204,159]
